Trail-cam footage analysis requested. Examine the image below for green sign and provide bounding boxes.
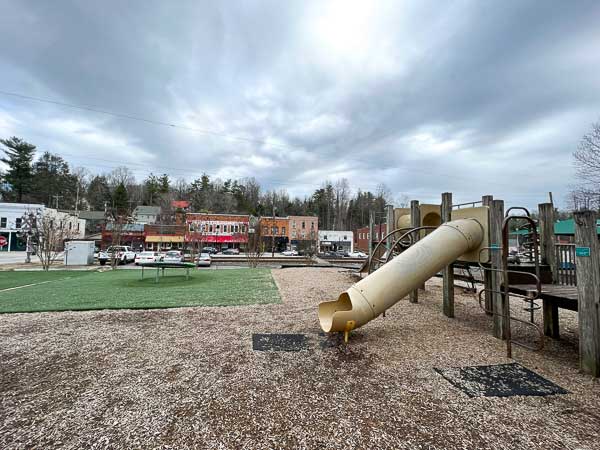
[576,247,591,257]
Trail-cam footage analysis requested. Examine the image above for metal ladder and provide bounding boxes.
[477,207,544,357]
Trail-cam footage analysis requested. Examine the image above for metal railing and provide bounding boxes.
[555,243,576,286]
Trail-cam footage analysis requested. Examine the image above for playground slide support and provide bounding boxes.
[318,218,484,334]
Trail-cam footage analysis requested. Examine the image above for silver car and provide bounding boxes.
[196,252,212,267]
[163,250,183,263]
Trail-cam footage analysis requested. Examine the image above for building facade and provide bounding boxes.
[260,216,290,252]
[144,224,186,251]
[318,230,354,253]
[102,223,145,250]
[288,216,318,242]
[355,223,387,252]
[0,203,85,252]
[133,205,161,224]
[186,213,249,250]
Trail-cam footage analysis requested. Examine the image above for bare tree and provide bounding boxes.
[107,167,136,191]
[334,178,350,230]
[187,221,208,261]
[104,208,133,270]
[245,216,264,268]
[572,120,600,209]
[19,209,78,271]
[297,229,318,264]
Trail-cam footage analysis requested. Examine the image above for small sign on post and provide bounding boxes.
[576,246,591,257]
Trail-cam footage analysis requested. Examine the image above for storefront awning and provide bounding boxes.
[145,235,184,243]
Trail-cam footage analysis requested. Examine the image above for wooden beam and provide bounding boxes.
[442,192,454,317]
[482,195,494,315]
[574,210,600,377]
[490,199,506,339]
[539,202,559,338]
[409,200,420,303]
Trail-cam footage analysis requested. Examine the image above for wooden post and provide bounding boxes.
[539,202,559,338]
[441,192,454,318]
[409,200,420,303]
[490,199,506,339]
[482,195,494,315]
[368,210,374,260]
[574,210,600,377]
[386,204,394,253]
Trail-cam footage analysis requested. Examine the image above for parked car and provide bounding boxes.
[135,251,160,265]
[196,252,212,267]
[282,249,298,256]
[348,251,367,258]
[98,246,136,265]
[222,248,240,255]
[163,250,184,263]
[202,246,219,255]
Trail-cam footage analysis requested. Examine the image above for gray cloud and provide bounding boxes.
[1,0,599,208]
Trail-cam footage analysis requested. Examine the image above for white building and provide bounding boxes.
[318,230,354,253]
[0,203,85,252]
[133,205,161,224]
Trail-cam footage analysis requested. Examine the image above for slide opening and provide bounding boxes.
[318,292,352,332]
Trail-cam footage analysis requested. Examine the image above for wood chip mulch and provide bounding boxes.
[1,268,599,449]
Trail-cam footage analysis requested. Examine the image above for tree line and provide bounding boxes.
[0,136,396,230]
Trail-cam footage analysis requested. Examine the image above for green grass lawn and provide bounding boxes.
[0,268,281,313]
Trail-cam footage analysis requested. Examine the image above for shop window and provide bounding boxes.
[15,218,22,229]
[302,221,305,229]
[0,217,5,228]
[223,225,228,232]
[282,226,286,235]
[292,221,296,229]
[344,235,347,240]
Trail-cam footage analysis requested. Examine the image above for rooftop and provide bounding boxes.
[133,205,161,216]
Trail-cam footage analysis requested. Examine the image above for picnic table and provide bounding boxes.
[139,261,197,282]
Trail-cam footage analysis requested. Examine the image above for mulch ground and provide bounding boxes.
[1,267,599,449]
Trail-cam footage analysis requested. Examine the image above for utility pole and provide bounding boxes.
[75,184,80,213]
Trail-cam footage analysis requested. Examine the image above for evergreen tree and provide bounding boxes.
[31,152,78,208]
[0,137,36,202]
[112,183,129,215]
[87,175,112,210]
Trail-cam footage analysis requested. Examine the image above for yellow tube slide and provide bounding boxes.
[318,219,484,333]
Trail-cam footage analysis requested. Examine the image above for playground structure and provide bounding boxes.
[318,192,600,377]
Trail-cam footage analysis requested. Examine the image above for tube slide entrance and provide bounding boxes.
[318,218,484,333]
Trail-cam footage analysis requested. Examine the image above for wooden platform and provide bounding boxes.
[509,284,578,311]
[509,283,578,340]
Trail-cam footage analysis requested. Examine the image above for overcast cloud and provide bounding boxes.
[1,0,599,208]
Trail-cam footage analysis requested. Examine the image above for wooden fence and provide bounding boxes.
[555,243,576,286]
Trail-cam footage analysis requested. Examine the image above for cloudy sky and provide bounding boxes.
[1,0,599,208]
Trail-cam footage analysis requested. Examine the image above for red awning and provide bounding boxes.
[186,233,248,243]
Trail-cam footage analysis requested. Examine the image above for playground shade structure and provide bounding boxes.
[318,218,485,333]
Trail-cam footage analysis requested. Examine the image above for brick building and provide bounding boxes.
[187,213,249,250]
[355,223,387,252]
[288,215,318,246]
[144,224,187,251]
[102,223,145,250]
[260,216,290,252]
